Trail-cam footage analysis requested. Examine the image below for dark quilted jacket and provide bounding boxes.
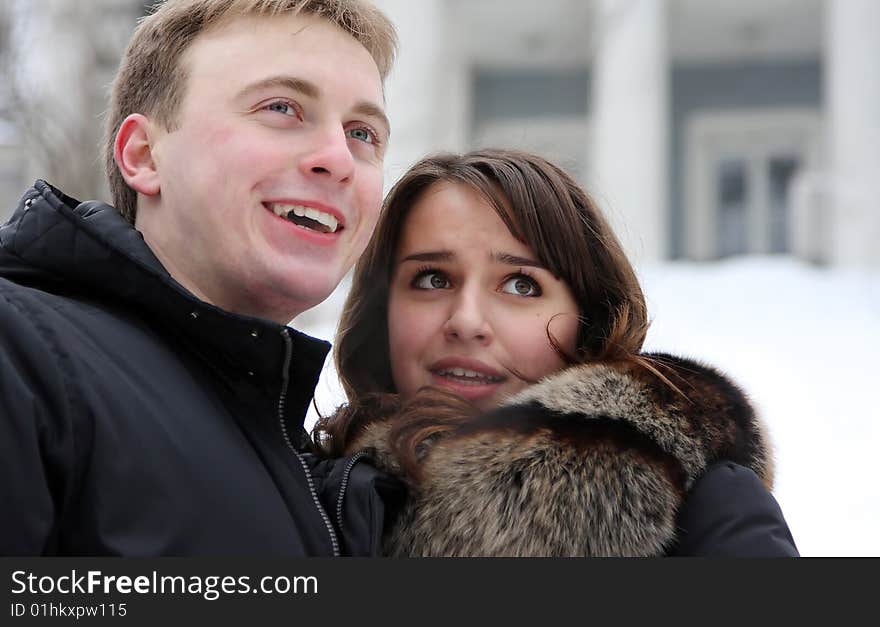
[0,181,392,555]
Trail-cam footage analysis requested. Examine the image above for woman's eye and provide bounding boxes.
[501,275,540,297]
[347,126,376,144]
[413,272,450,290]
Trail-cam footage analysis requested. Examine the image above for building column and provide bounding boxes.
[372,0,464,188]
[589,0,669,265]
[825,0,880,268]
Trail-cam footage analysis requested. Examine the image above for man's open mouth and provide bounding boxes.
[268,203,341,234]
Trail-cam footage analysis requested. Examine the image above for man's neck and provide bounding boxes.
[134,195,319,323]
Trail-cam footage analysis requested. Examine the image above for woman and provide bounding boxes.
[314,149,798,557]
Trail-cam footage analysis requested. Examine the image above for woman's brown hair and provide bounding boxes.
[315,148,651,458]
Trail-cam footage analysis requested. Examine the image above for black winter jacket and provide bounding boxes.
[345,355,799,556]
[0,181,390,556]
[671,460,798,556]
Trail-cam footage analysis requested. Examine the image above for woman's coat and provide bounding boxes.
[346,354,798,556]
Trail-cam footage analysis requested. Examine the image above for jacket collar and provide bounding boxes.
[0,181,331,424]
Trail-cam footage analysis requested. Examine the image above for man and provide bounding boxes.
[0,0,397,555]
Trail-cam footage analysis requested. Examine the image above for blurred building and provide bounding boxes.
[1,0,878,268]
[375,0,878,268]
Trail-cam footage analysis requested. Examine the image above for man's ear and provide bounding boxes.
[114,113,161,196]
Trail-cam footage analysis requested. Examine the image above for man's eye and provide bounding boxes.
[413,271,449,290]
[264,101,297,116]
[347,126,377,144]
[500,275,540,297]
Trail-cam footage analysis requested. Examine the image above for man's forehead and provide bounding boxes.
[182,15,382,89]
[184,11,378,74]
[175,13,387,124]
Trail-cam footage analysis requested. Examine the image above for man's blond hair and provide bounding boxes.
[103,0,397,223]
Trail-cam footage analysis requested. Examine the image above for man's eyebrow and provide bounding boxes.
[236,75,320,100]
[353,101,391,139]
[399,251,454,263]
[494,252,545,269]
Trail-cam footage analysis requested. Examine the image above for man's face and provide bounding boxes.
[143,13,387,322]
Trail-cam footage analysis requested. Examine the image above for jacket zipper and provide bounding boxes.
[336,450,368,532]
[277,327,340,556]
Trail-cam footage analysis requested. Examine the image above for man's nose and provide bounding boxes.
[298,127,355,184]
[442,290,493,345]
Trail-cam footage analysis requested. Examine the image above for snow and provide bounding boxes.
[296,256,880,557]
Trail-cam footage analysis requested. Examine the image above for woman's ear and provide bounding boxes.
[114,113,160,196]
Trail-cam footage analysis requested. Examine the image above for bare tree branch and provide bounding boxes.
[1,0,137,203]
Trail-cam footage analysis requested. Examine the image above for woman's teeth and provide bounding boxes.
[271,203,339,233]
[435,367,503,384]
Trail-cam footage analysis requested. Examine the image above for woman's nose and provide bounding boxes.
[442,290,493,345]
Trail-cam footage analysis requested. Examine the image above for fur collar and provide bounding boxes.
[348,353,773,556]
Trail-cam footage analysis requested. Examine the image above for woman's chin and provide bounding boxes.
[429,378,506,411]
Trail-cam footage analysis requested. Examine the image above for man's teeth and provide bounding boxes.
[435,367,503,383]
[272,203,339,233]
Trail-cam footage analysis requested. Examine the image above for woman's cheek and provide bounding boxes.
[388,301,434,397]
[512,314,574,379]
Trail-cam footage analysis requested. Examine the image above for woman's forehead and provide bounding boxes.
[397,183,529,257]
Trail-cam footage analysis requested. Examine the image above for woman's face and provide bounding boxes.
[387,182,580,412]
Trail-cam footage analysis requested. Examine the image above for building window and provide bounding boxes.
[683,109,820,260]
[470,68,591,180]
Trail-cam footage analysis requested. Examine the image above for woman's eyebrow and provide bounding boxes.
[398,251,455,263]
[399,251,545,268]
[494,252,544,269]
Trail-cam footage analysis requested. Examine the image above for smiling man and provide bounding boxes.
[0,0,396,556]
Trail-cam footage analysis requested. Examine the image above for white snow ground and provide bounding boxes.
[295,256,880,557]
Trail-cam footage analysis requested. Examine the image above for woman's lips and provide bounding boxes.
[428,357,506,400]
[429,356,504,378]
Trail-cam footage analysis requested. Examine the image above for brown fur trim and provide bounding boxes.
[505,353,773,489]
[344,419,401,476]
[348,353,774,556]
[388,417,685,556]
